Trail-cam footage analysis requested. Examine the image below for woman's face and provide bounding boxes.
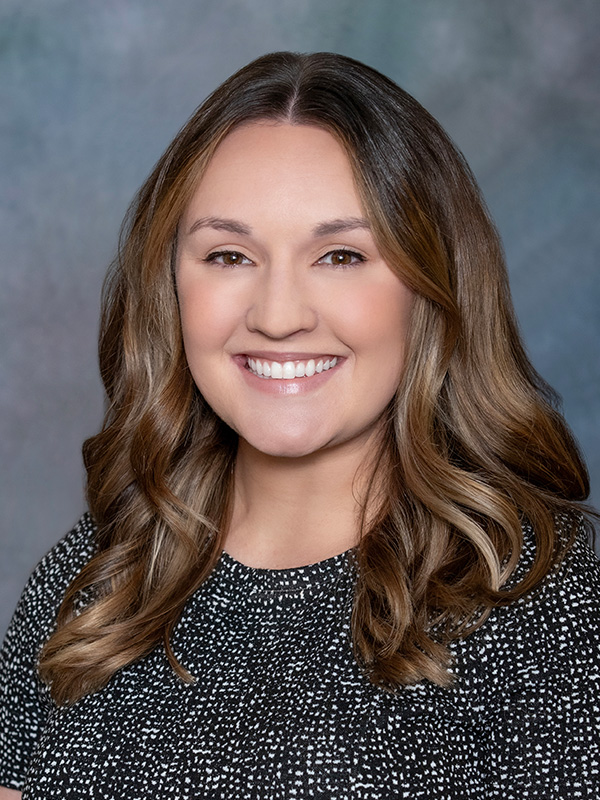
[176,122,413,459]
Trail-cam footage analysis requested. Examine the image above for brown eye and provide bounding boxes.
[222,252,244,265]
[204,250,252,267]
[317,249,365,268]
[332,251,353,265]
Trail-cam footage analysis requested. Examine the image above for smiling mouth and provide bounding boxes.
[246,356,338,379]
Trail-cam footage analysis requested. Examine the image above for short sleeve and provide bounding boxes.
[0,514,97,789]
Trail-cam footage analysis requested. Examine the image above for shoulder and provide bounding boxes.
[503,514,599,644]
[24,512,97,593]
[456,514,600,686]
[450,517,600,792]
[7,513,98,650]
[29,511,98,588]
[0,513,99,788]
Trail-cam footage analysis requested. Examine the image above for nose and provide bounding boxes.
[245,263,318,339]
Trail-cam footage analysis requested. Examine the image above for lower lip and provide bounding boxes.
[234,357,344,395]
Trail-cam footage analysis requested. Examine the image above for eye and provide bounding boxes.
[316,249,366,268]
[204,250,254,267]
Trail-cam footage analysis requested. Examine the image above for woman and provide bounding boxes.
[1,51,598,798]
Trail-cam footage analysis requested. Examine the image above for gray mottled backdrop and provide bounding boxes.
[1,0,599,635]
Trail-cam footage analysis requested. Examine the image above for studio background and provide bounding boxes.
[1,0,599,637]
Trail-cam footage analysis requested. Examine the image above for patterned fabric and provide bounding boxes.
[1,512,599,798]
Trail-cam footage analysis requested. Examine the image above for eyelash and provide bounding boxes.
[204,250,253,268]
[316,248,366,269]
[203,248,366,269]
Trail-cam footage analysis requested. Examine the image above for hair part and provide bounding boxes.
[39,51,592,704]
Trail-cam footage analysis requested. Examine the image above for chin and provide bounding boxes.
[240,431,333,460]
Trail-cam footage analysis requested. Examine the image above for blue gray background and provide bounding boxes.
[1,0,599,636]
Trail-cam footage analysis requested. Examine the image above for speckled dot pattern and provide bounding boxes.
[1,512,599,798]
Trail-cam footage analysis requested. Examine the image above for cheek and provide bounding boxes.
[337,280,413,365]
[178,282,239,358]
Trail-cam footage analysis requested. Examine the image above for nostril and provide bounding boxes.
[245,302,318,338]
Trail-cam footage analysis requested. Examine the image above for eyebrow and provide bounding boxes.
[186,215,371,238]
[187,216,252,236]
[312,217,371,237]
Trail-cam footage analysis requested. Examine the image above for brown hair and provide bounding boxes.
[39,51,592,704]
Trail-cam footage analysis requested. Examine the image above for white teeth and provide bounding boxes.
[282,361,296,379]
[246,356,338,380]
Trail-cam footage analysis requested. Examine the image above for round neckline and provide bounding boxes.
[214,546,356,595]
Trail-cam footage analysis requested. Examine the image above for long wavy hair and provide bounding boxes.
[39,51,592,705]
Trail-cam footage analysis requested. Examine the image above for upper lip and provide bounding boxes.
[239,351,341,361]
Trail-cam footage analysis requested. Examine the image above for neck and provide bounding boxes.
[223,434,381,568]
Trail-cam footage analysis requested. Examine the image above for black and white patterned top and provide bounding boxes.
[1,512,599,798]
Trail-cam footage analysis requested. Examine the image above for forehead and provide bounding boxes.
[182,122,364,224]
[208,120,351,172]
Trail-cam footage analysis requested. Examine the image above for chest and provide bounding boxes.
[25,647,481,799]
